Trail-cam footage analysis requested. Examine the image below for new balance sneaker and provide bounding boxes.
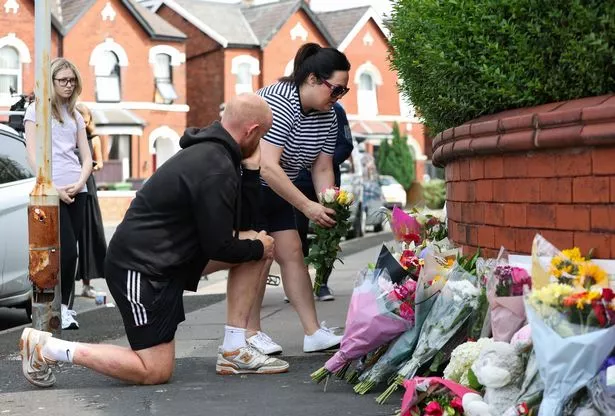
[316,286,335,301]
[19,328,56,388]
[247,332,283,355]
[216,346,289,375]
[81,284,98,298]
[61,305,79,330]
[303,324,342,353]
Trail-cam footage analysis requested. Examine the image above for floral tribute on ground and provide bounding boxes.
[307,206,615,416]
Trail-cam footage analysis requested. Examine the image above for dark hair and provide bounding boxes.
[280,43,350,86]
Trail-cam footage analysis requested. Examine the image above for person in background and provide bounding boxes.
[293,102,353,301]
[75,103,107,299]
[24,58,92,330]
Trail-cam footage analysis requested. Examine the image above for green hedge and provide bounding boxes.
[423,179,446,209]
[389,0,615,134]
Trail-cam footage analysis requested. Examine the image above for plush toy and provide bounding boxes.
[463,341,525,416]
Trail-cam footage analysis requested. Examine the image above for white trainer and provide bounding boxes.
[247,332,283,355]
[61,305,79,330]
[19,328,56,388]
[216,346,289,375]
[81,284,98,298]
[303,323,342,353]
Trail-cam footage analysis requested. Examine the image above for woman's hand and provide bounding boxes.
[303,200,336,228]
[63,181,85,197]
[57,187,75,204]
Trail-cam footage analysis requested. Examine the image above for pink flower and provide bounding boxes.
[511,267,530,285]
[400,302,415,323]
[394,284,410,301]
[450,397,463,412]
[404,279,417,294]
[424,401,443,416]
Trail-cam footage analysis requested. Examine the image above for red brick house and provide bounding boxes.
[0,0,188,184]
[144,0,432,181]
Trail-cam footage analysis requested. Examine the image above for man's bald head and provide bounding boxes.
[221,93,273,158]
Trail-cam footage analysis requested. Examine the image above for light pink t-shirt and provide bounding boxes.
[24,103,87,192]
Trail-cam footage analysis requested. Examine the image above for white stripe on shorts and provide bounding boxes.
[126,270,148,326]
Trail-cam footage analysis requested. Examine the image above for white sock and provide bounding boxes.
[42,337,77,363]
[222,325,246,352]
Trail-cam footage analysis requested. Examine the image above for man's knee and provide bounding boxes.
[140,366,173,385]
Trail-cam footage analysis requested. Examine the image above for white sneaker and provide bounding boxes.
[216,346,289,375]
[81,284,98,298]
[19,328,56,388]
[303,323,342,353]
[61,305,79,330]
[247,332,283,355]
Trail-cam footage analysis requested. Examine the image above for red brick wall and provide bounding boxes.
[0,0,61,109]
[157,4,223,128]
[261,9,330,86]
[62,0,187,178]
[445,148,615,258]
[341,18,398,116]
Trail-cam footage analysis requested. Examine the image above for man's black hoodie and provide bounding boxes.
[106,121,264,291]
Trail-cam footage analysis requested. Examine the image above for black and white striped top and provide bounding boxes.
[257,81,337,184]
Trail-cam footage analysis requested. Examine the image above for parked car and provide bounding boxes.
[379,175,407,209]
[341,148,386,239]
[0,123,33,320]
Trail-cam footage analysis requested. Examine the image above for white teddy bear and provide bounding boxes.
[463,341,525,416]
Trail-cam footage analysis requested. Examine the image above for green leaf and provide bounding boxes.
[467,368,483,391]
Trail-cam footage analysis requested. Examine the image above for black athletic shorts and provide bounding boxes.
[105,261,186,350]
[257,185,298,233]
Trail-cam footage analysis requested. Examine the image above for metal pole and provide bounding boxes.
[28,0,61,335]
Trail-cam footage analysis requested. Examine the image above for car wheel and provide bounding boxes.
[373,217,383,233]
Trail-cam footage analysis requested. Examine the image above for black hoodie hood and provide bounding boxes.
[179,121,242,167]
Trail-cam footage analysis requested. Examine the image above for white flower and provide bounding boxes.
[444,338,493,386]
[323,188,336,203]
[346,192,354,204]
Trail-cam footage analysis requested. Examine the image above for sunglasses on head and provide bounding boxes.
[320,78,350,98]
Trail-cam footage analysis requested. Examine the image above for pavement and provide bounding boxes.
[0,231,404,416]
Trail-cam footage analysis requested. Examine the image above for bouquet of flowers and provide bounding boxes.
[310,267,416,384]
[409,207,449,246]
[378,264,480,404]
[354,251,448,395]
[488,261,532,342]
[525,283,615,415]
[305,186,354,295]
[401,377,474,416]
[443,338,493,387]
[530,234,610,290]
[389,206,422,246]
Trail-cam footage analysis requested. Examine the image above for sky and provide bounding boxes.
[213,0,394,17]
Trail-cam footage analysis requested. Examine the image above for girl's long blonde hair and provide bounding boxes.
[50,57,82,123]
[75,103,96,136]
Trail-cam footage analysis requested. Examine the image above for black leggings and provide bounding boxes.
[60,193,87,305]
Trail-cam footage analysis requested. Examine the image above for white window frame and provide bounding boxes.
[0,34,30,105]
[0,46,21,101]
[95,50,122,103]
[231,55,260,95]
[148,45,185,67]
[89,38,129,67]
[152,53,177,104]
[354,61,383,117]
[284,59,294,77]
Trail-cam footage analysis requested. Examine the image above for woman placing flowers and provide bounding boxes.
[244,43,351,355]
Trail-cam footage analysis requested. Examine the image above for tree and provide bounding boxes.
[376,122,415,190]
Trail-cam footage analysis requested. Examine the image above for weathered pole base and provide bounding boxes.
[28,192,61,336]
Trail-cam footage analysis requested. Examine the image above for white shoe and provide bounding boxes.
[61,305,79,330]
[303,323,342,353]
[19,328,56,388]
[216,346,289,375]
[247,332,283,355]
[81,284,98,298]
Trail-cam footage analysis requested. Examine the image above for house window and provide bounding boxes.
[235,63,252,94]
[0,46,20,98]
[95,51,121,102]
[108,134,131,180]
[153,53,177,104]
[231,55,260,95]
[358,73,378,116]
